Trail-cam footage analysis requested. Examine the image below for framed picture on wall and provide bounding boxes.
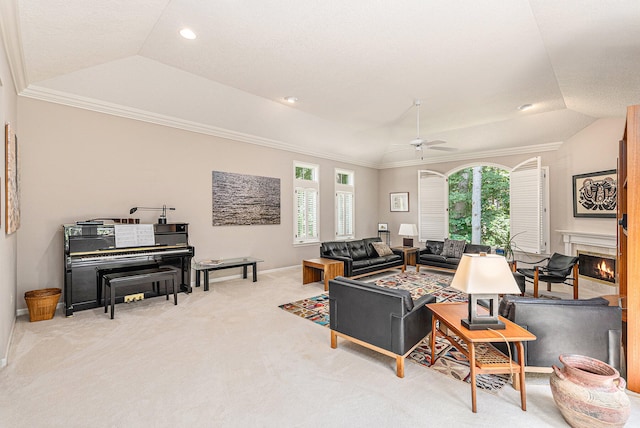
[572,169,617,218]
[390,192,409,212]
[377,223,388,231]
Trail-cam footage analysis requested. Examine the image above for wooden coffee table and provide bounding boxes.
[426,302,536,413]
[302,258,344,291]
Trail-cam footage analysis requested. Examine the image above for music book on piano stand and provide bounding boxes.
[114,224,155,248]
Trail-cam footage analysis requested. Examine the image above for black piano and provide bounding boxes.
[63,222,195,317]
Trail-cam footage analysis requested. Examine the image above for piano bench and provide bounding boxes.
[102,267,179,319]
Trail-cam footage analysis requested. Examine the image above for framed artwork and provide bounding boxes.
[390,192,409,212]
[5,123,20,234]
[212,171,281,226]
[572,169,617,218]
[377,223,388,231]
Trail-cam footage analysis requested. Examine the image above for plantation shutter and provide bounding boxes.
[295,187,318,241]
[418,170,447,242]
[336,191,353,237]
[510,157,543,254]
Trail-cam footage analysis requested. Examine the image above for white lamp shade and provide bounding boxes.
[398,223,418,236]
[450,254,521,295]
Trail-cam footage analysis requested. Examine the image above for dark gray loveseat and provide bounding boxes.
[497,295,622,371]
[320,237,404,278]
[417,239,491,271]
[329,276,436,377]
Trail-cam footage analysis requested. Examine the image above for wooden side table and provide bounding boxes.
[302,258,344,291]
[391,246,419,269]
[426,302,536,413]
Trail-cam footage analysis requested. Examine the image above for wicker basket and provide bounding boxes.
[24,288,62,322]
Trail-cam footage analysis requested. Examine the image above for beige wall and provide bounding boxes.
[0,36,19,366]
[7,94,626,363]
[378,117,624,252]
[15,97,380,311]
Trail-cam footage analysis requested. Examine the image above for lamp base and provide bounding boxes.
[403,238,414,247]
[461,318,506,330]
[158,217,167,224]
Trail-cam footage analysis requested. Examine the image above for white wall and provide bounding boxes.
[15,97,379,311]
[378,117,624,252]
[0,34,18,366]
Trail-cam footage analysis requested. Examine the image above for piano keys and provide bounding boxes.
[63,222,195,317]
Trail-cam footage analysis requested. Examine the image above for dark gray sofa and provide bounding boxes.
[497,295,622,371]
[417,239,491,271]
[329,276,436,377]
[320,237,404,278]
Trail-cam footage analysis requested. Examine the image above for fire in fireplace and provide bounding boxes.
[577,251,616,284]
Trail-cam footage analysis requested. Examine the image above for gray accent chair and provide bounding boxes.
[329,276,435,377]
[497,295,622,371]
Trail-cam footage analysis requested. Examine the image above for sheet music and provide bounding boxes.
[114,224,155,248]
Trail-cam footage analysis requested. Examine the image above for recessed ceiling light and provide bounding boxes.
[517,103,533,111]
[179,28,197,40]
[284,96,298,104]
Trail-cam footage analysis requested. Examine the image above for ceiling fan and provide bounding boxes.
[404,100,455,160]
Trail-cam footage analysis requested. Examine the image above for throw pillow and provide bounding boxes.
[442,238,466,258]
[371,242,394,257]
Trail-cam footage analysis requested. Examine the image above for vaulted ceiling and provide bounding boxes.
[2,1,639,168]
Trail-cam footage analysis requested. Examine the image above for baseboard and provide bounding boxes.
[191,264,299,287]
[16,302,64,318]
[15,266,300,317]
[1,315,16,368]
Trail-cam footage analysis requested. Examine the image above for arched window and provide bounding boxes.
[448,165,509,245]
[418,157,548,254]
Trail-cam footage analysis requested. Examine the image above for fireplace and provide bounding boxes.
[577,251,616,285]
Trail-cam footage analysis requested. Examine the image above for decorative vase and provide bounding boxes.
[550,354,630,428]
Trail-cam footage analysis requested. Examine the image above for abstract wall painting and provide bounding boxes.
[572,169,617,218]
[5,123,20,234]
[212,171,281,226]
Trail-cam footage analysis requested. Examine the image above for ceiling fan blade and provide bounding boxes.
[423,140,447,146]
[428,146,457,152]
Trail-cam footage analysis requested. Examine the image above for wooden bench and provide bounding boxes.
[102,267,179,319]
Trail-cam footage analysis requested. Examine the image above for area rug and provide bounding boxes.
[279,270,510,392]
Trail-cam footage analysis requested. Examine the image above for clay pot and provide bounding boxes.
[550,354,630,427]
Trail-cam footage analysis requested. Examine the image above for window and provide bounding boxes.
[294,162,319,244]
[448,166,510,245]
[418,157,548,254]
[335,169,354,240]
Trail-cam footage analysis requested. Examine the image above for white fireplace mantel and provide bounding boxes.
[556,230,617,254]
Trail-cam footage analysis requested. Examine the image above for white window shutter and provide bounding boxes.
[418,170,447,241]
[510,157,543,254]
[306,189,318,239]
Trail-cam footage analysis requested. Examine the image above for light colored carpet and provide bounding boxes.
[1,266,638,427]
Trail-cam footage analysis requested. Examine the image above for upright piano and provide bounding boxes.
[63,222,195,317]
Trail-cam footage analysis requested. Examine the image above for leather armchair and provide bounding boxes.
[497,295,622,371]
[516,253,579,298]
[329,276,436,377]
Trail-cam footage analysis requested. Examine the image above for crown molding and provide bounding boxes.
[378,142,564,169]
[18,85,563,171]
[0,0,28,93]
[20,85,380,169]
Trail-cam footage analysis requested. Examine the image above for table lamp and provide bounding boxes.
[398,223,418,247]
[129,205,175,224]
[450,253,521,330]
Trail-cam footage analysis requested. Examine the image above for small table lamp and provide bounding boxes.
[450,253,521,330]
[398,223,418,247]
